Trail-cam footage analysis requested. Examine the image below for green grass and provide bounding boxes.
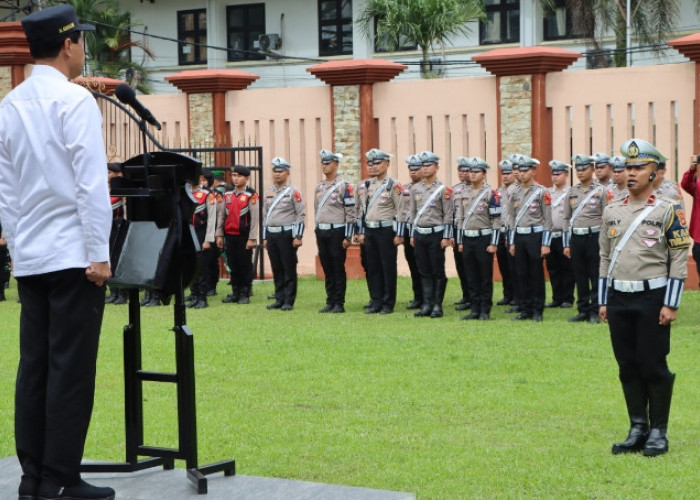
[2,277,700,499]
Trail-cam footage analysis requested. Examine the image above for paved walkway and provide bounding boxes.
[0,457,414,500]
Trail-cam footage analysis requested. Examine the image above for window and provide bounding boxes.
[543,0,586,40]
[178,9,207,65]
[373,16,417,53]
[318,0,352,56]
[480,0,519,45]
[227,4,266,61]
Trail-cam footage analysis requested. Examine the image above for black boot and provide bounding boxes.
[612,379,649,454]
[113,289,128,305]
[0,288,5,302]
[238,287,250,304]
[222,285,240,303]
[644,374,675,457]
[193,294,208,309]
[414,278,433,317]
[105,287,117,304]
[406,298,422,310]
[140,290,152,306]
[431,278,446,318]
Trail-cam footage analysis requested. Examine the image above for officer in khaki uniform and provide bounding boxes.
[455,157,502,320]
[354,173,372,308]
[594,152,614,187]
[563,154,613,323]
[452,157,472,310]
[263,157,305,311]
[356,148,404,314]
[545,160,574,308]
[496,159,517,306]
[507,155,552,322]
[610,155,629,202]
[653,162,685,209]
[599,138,691,457]
[314,149,356,313]
[400,154,424,309]
[408,151,453,318]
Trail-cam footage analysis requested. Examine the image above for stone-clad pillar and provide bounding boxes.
[0,22,33,99]
[473,47,580,186]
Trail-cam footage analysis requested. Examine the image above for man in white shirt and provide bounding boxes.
[0,6,114,500]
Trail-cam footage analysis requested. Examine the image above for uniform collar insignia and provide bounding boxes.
[646,193,657,205]
[622,195,630,205]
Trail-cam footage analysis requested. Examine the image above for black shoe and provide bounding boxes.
[222,293,239,303]
[643,428,669,457]
[363,301,373,309]
[268,294,277,300]
[280,304,293,311]
[104,293,116,304]
[430,305,443,318]
[331,304,345,313]
[532,313,543,322]
[38,479,115,500]
[238,295,250,304]
[267,302,283,310]
[406,299,422,310]
[588,312,601,324]
[454,302,471,311]
[612,424,649,455]
[379,307,393,315]
[206,289,216,296]
[544,301,561,308]
[193,297,208,309]
[112,294,127,305]
[568,313,588,322]
[365,306,381,314]
[496,298,511,306]
[506,306,520,314]
[512,313,532,321]
[461,312,480,320]
[414,305,432,317]
[319,305,334,313]
[479,312,490,320]
[18,474,39,500]
[453,297,468,305]
[560,302,574,308]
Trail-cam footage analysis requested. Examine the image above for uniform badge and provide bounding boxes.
[676,207,687,226]
[642,239,657,248]
[609,228,616,237]
[414,194,421,201]
[606,189,613,203]
[347,184,354,197]
[628,141,640,158]
[294,190,303,202]
[644,228,656,237]
[543,192,552,206]
[251,195,257,205]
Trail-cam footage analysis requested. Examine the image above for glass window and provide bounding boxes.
[373,16,418,53]
[178,9,207,65]
[227,4,266,61]
[479,0,519,45]
[318,0,352,56]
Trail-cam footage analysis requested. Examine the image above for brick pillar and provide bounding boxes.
[306,60,407,279]
[165,69,259,168]
[0,22,33,98]
[473,47,580,186]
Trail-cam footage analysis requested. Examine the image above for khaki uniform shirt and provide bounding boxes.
[549,186,569,233]
[455,183,502,245]
[314,178,356,222]
[358,176,403,236]
[451,181,470,228]
[262,183,305,239]
[655,179,685,209]
[507,182,553,246]
[398,181,414,225]
[408,179,454,238]
[611,184,628,202]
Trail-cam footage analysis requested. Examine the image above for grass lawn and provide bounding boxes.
[1,276,699,499]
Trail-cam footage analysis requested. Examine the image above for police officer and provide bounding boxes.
[507,155,552,321]
[456,157,501,320]
[263,157,305,311]
[400,154,424,309]
[653,162,685,209]
[409,151,453,318]
[545,160,574,308]
[496,159,517,307]
[452,157,472,311]
[563,154,612,323]
[314,149,356,313]
[105,162,127,305]
[610,155,629,201]
[354,171,373,309]
[188,170,220,309]
[217,165,259,305]
[599,138,691,457]
[594,152,614,187]
[356,148,403,314]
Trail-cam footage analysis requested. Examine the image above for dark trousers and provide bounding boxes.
[403,227,422,302]
[316,227,347,306]
[546,235,575,305]
[267,230,298,306]
[462,234,494,314]
[414,232,446,303]
[191,227,217,294]
[607,288,671,383]
[514,232,545,316]
[453,244,470,301]
[225,233,254,289]
[364,226,397,309]
[15,268,106,486]
[570,232,600,315]
[0,243,10,285]
[496,235,514,302]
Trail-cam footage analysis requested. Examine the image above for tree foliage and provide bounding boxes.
[357,0,484,78]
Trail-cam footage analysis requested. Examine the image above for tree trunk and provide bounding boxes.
[614,11,627,67]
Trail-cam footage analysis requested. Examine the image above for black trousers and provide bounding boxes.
[570,232,600,315]
[453,244,470,301]
[496,234,514,302]
[546,235,575,305]
[414,232,446,293]
[267,230,298,306]
[402,227,422,302]
[225,233,253,289]
[364,226,397,309]
[316,227,347,306]
[607,288,671,383]
[514,232,545,316]
[462,235,494,314]
[16,268,106,486]
[0,243,10,285]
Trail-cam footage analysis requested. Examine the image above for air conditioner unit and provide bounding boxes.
[258,33,282,51]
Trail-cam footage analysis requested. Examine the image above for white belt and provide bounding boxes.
[499,227,507,233]
[365,220,394,229]
[516,225,544,234]
[414,225,445,235]
[463,229,493,237]
[550,231,563,238]
[316,223,345,230]
[612,277,668,293]
[572,226,601,235]
[266,225,293,233]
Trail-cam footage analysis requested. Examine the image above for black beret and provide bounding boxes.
[22,5,95,46]
[233,165,251,177]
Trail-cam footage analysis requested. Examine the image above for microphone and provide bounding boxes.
[114,84,162,130]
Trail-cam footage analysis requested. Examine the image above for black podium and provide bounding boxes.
[81,151,235,494]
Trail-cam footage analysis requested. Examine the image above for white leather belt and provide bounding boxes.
[463,229,493,237]
[516,225,544,234]
[266,225,293,233]
[414,225,445,235]
[365,220,394,229]
[316,223,345,230]
[550,231,563,238]
[612,277,668,293]
[499,227,507,233]
[572,226,601,235]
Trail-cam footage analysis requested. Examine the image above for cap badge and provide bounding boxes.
[628,141,639,158]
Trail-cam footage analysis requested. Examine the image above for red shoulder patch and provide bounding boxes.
[346,184,354,197]
[543,192,552,206]
[492,190,500,203]
[294,190,303,203]
[606,189,613,203]
[251,194,258,205]
[444,186,453,201]
[395,183,403,193]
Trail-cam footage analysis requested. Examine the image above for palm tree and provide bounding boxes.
[357,0,484,78]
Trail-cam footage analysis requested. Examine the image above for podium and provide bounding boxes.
[81,151,235,494]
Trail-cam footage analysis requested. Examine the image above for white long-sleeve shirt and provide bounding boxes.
[0,65,111,277]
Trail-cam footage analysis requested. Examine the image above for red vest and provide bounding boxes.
[111,196,124,219]
[192,188,209,228]
[224,190,258,235]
